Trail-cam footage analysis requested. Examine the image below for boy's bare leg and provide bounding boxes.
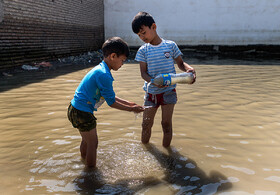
[80,140,87,159]
[142,107,158,144]
[161,104,175,147]
[79,128,98,167]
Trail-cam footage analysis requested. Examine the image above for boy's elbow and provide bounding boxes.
[141,72,147,79]
[109,101,116,108]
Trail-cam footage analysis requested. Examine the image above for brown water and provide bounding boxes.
[0,61,280,195]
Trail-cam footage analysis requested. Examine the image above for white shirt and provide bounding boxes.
[135,39,182,94]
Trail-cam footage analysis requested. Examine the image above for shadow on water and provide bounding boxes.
[144,144,233,195]
[73,143,232,195]
[0,62,98,93]
[73,167,161,194]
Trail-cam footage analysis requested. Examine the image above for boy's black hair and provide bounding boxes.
[132,12,155,34]
[102,37,130,58]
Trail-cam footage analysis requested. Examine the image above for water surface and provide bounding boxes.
[0,61,280,194]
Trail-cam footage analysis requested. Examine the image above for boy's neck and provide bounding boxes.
[103,58,112,70]
[149,34,162,46]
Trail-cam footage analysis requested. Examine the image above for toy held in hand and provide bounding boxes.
[151,72,195,86]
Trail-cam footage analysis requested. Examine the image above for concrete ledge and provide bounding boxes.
[129,44,280,65]
[179,45,280,54]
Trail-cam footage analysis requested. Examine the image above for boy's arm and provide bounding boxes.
[139,61,166,88]
[175,55,195,72]
[110,96,144,113]
[115,96,137,106]
[139,61,152,82]
[175,55,196,84]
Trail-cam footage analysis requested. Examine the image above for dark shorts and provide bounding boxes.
[144,89,177,108]
[67,104,97,132]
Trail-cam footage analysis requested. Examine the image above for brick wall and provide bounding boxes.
[0,0,104,70]
[0,1,3,23]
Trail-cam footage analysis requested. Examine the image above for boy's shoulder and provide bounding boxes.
[136,43,149,55]
[161,39,179,48]
[137,39,178,54]
[163,39,176,45]
[140,39,177,48]
[138,43,149,49]
[89,62,111,77]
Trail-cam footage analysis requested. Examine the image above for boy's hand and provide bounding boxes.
[129,102,138,106]
[131,104,145,113]
[187,68,196,84]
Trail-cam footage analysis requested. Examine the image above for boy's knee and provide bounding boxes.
[87,140,98,150]
[93,141,98,149]
[161,121,172,130]
[142,120,153,129]
[92,140,98,149]
[81,140,87,147]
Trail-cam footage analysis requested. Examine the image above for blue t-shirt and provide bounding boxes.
[135,39,182,94]
[71,61,116,113]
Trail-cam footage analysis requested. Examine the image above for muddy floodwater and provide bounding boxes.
[0,59,280,195]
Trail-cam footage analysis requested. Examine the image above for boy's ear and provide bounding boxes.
[151,23,157,30]
[109,53,117,60]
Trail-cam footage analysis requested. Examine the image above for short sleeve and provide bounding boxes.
[172,42,183,59]
[135,45,147,63]
[96,74,115,106]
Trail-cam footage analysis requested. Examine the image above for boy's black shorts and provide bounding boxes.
[67,104,97,132]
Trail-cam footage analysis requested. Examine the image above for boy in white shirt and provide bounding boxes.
[132,12,196,147]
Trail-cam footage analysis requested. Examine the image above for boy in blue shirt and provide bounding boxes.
[68,37,144,167]
[132,12,196,147]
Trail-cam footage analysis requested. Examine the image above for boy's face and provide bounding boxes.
[137,24,156,43]
[110,54,127,71]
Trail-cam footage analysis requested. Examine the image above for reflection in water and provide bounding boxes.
[0,61,280,194]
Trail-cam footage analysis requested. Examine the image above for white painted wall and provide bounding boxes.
[104,0,280,46]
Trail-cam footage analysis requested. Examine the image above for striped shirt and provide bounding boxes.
[135,39,182,94]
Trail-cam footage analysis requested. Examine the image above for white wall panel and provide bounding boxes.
[105,0,280,46]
